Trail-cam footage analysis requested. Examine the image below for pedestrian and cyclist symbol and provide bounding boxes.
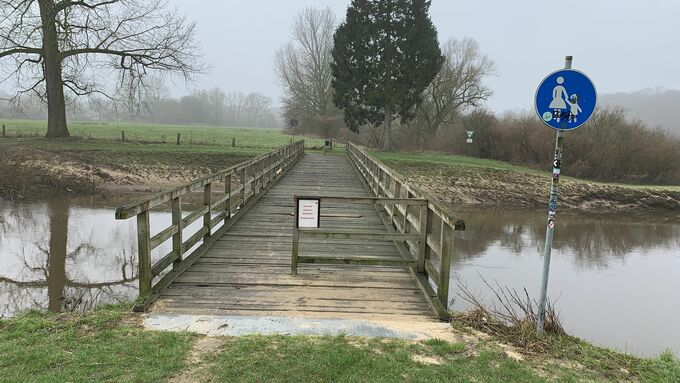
[535,69,596,130]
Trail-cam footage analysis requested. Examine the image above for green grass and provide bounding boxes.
[0,119,325,149]
[203,335,546,383]
[0,119,327,172]
[543,336,680,383]
[373,151,546,175]
[372,150,680,191]
[0,305,195,383]
[1,307,678,382]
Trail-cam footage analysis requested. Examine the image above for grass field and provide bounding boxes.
[1,307,678,382]
[0,119,325,149]
[0,120,327,199]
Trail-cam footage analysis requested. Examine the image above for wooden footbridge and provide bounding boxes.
[115,142,464,322]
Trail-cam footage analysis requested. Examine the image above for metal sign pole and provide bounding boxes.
[536,55,572,334]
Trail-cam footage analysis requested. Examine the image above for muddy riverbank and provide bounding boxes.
[383,160,680,210]
[0,140,253,200]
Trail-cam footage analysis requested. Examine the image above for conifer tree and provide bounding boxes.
[331,0,442,150]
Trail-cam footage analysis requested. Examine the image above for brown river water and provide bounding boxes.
[1,197,678,357]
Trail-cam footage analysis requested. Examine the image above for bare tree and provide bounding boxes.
[0,0,204,137]
[416,38,495,139]
[223,91,273,127]
[275,7,339,127]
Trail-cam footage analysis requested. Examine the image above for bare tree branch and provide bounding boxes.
[0,0,205,137]
[415,38,496,139]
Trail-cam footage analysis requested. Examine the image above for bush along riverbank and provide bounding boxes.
[1,305,678,382]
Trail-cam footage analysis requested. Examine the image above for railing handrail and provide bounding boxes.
[115,140,305,220]
[346,142,465,230]
[345,141,465,320]
[292,195,428,205]
[116,140,305,311]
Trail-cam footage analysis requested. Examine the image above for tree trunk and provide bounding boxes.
[38,0,69,138]
[383,103,393,151]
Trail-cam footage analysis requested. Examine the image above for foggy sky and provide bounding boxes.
[156,1,680,113]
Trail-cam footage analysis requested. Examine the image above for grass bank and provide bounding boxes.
[1,307,678,382]
[373,151,680,210]
[0,121,323,200]
[0,306,195,382]
[0,119,325,148]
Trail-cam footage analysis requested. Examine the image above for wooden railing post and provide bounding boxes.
[203,183,212,240]
[417,203,428,273]
[172,197,183,268]
[224,174,232,223]
[259,156,265,191]
[403,191,413,234]
[291,197,300,276]
[137,211,152,295]
[392,182,402,229]
[240,166,247,208]
[438,222,453,309]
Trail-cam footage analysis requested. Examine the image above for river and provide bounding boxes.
[1,197,678,357]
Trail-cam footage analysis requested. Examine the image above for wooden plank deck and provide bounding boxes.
[152,153,438,322]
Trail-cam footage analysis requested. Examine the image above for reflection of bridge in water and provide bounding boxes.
[115,142,465,325]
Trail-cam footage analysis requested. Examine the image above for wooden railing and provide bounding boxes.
[115,140,304,309]
[346,142,465,320]
[291,196,428,274]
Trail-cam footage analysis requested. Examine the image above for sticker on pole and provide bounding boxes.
[535,69,596,130]
[296,198,320,228]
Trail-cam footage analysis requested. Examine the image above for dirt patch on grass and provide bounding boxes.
[388,161,680,210]
[168,336,222,383]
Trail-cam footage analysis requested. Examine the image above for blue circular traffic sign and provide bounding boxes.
[535,69,596,130]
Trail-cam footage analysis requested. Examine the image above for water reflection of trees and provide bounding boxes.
[0,198,138,317]
[454,207,680,268]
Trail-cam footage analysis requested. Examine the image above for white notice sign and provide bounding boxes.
[297,198,320,228]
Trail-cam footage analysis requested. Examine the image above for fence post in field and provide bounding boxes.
[1,124,5,137]
[177,133,181,145]
[121,131,126,142]
[232,137,236,147]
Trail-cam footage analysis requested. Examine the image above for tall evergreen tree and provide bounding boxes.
[331,0,442,150]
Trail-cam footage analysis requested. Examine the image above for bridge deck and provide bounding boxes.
[152,153,437,322]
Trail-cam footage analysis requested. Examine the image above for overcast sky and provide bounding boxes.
[166,0,680,113]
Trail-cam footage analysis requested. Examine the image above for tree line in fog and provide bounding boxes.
[0,87,281,128]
